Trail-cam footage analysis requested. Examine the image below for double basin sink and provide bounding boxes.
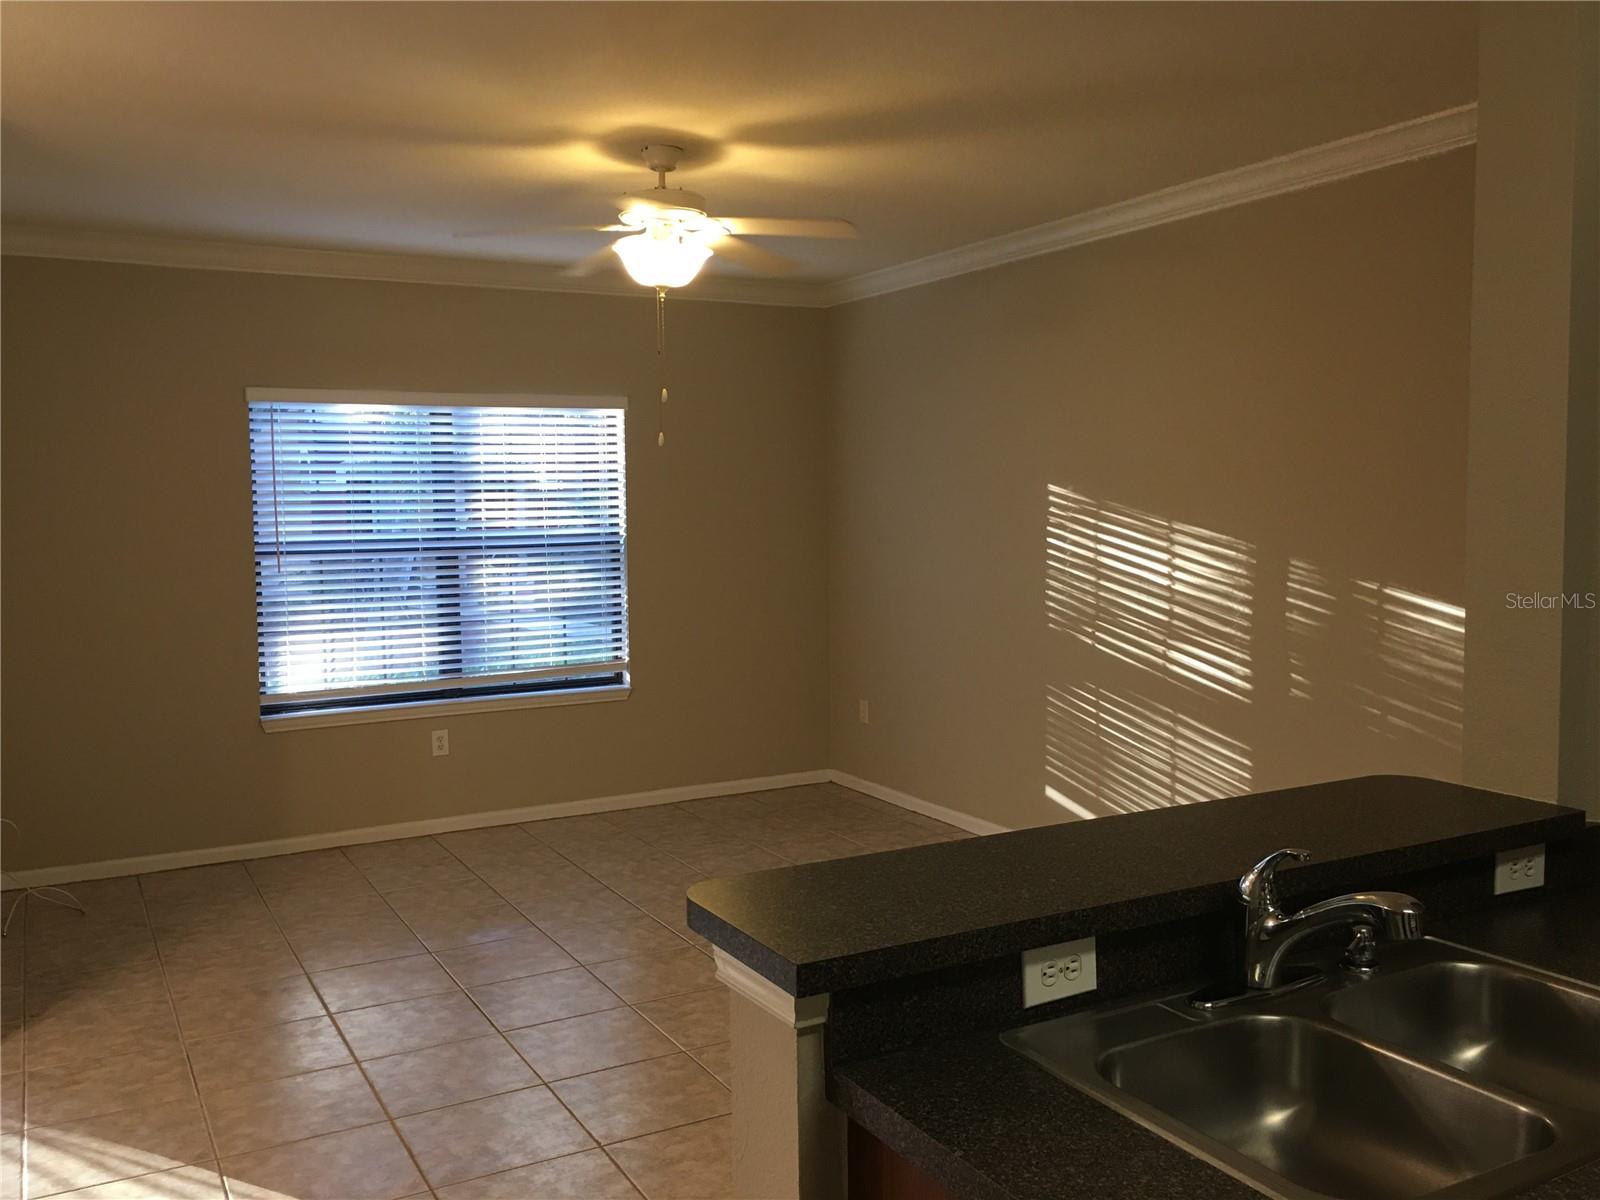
[1003,939,1600,1199]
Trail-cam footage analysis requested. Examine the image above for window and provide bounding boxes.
[248,389,628,724]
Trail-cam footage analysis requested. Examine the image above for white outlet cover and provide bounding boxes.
[1022,936,1097,1007]
[1494,844,1546,894]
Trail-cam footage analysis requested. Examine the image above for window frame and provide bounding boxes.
[247,388,631,732]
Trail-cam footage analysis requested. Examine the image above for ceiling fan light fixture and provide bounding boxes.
[612,226,713,289]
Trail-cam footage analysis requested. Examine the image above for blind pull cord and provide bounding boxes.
[655,285,669,447]
[268,403,285,571]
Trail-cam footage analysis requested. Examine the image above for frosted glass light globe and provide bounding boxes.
[613,228,713,289]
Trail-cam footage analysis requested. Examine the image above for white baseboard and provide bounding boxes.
[4,766,1009,888]
[4,770,830,888]
[826,770,1012,837]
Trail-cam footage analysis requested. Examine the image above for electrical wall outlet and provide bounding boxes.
[858,699,870,724]
[430,729,450,757]
[1022,936,1097,1007]
[1494,844,1545,894]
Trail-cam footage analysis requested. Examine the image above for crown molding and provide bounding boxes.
[0,225,830,308]
[3,105,1475,310]
[823,103,1478,306]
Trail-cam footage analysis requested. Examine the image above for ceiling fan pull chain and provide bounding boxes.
[656,285,668,447]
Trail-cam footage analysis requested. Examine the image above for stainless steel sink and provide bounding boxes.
[1326,958,1600,1118]
[1101,1014,1554,1200]
[1003,939,1600,1199]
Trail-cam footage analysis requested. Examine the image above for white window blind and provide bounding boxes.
[248,389,628,716]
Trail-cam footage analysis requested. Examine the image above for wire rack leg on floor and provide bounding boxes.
[2,885,86,936]
[1,816,87,935]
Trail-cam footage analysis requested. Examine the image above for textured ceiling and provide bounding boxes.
[0,2,1477,284]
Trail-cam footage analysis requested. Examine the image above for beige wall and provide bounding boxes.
[0,149,1495,866]
[1,260,830,870]
[1463,2,1600,814]
[827,152,1477,830]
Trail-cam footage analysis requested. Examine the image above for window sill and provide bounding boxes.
[259,682,631,732]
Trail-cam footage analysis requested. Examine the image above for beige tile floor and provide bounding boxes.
[0,784,966,1200]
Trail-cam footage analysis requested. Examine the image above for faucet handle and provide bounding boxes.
[1239,847,1312,914]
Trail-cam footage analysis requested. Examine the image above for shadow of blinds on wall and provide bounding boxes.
[1287,557,1465,751]
[1045,681,1252,819]
[247,388,628,716]
[1046,485,1255,699]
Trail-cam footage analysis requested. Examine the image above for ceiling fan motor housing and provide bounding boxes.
[616,188,722,242]
[639,143,686,175]
[617,187,710,218]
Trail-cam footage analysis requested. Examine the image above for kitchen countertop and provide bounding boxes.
[830,883,1600,1200]
[688,776,1585,994]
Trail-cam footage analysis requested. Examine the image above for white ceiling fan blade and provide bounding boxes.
[716,217,856,239]
[561,244,621,278]
[452,224,629,239]
[712,235,799,275]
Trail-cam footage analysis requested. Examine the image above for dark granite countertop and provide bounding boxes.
[831,884,1600,1200]
[688,776,1585,994]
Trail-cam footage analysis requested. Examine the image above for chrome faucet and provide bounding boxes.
[1239,848,1425,990]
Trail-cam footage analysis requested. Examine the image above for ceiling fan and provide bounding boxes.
[457,143,856,289]
[458,143,855,447]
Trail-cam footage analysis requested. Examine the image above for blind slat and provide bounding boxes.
[250,397,629,706]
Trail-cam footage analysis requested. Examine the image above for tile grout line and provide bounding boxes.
[33,880,700,1195]
[270,840,715,1045]
[147,789,914,995]
[418,824,726,1193]
[505,816,748,1175]
[421,1143,647,1200]
[11,892,27,1200]
[240,860,441,1200]
[441,819,731,1064]
[333,836,640,1192]
[484,797,912,1063]
[13,788,959,1199]
[500,818,706,946]
[13,900,203,1196]
[129,874,229,1200]
[250,828,722,1196]
[416,831,684,1193]
[591,791,958,1069]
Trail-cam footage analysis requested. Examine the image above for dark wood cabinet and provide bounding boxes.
[848,1120,955,1200]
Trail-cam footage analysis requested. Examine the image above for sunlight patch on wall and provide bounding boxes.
[1287,558,1465,751]
[1045,682,1253,819]
[1286,558,1337,701]
[1353,581,1466,749]
[1046,485,1255,699]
